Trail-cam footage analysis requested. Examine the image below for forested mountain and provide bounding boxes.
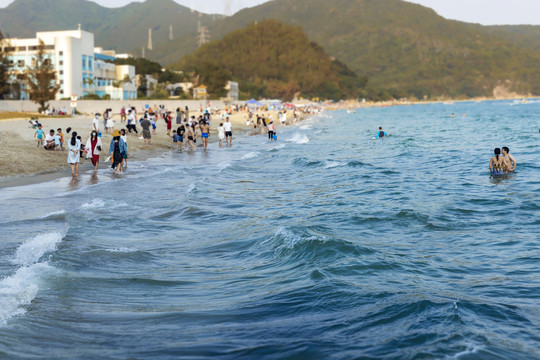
[173,20,368,101]
[209,0,540,99]
[2,0,540,99]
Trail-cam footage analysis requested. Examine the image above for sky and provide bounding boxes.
[1,0,540,25]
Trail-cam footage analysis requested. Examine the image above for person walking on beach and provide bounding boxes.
[108,130,127,175]
[502,147,516,172]
[218,123,225,147]
[67,131,81,177]
[177,125,186,151]
[186,124,196,151]
[224,117,233,146]
[35,124,45,147]
[200,121,210,150]
[267,121,275,140]
[127,109,138,134]
[140,115,152,146]
[120,129,129,168]
[106,109,115,134]
[57,128,65,150]
[84,130,102,173]
[120,106,126,123]
[92,113,100,133]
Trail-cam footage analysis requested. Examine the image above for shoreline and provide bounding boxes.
[0,110,308,189]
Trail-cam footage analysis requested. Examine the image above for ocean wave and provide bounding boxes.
[12,232,65,266]
[288,133,310,144]
[260,226,374,261]
[0,262,55,326]
[292,157,324,168]
[1,231,64,326]
[241,152,260,160]
[38,210,66,220]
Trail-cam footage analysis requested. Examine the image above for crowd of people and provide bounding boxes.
[31,103,306,178]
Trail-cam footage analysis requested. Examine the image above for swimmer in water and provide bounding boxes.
[501,146,516,172]
[489,148,506,176]
[374,127,387,139]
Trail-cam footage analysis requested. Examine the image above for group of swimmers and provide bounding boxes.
[489,147,516,176]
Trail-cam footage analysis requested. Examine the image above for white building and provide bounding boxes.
[2,26,137,100]
[225,81,239,101]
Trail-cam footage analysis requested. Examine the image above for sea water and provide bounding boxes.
[0,100,538,359]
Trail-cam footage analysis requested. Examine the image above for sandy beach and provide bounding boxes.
[0,109,300,184]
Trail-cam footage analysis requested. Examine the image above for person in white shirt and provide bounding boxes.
[223,117,233,146]
[92,114,100,133]
[44,129,56,150]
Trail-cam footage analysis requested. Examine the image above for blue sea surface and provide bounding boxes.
[0,100,539,359]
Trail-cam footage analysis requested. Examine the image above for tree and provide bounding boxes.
[0,30,11,99]
[25,40,60,112]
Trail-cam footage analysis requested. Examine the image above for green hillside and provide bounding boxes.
[208,0,540,99]
[173,20,368,101]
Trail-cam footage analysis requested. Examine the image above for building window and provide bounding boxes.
[82,55,87,71]
[17,46,26,51]
[8,60,14,67]
[44,59,51,66]
[4,47,15,52]
[59,51,63,56]
[88,57,93,71]
[45,45,55,50]
[59,60,63,66]
[17,60,25,67]
[29,46,38,51]
[59,70,63,75]
[60,80,64,84]
[60,90,64,94]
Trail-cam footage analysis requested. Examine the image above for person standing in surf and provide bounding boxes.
[107,130,128,175]
[489,148,506,176]
[374,127,387,139]
[224,117,233,146]
[200,121,210,150]
[67,131,81,177]
[502,147,516,172]
[84,130,102,174]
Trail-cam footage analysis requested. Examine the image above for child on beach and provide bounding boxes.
[35,125,45,147]
[57,128,64,150]
[171,130,181,152]
[53,132,61,150]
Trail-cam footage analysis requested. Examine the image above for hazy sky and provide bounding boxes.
[1,0,540,25]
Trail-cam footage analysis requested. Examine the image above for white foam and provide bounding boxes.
[1,231,64,326]
[324,161,346,169]
[80,199,128,210]
[299,125,312,130]
[446,344,484,359]
[185,183,197,197]
[12,232,64,266]
[219,162,232,171]
[81,199,106,209]
[0,263,53,326]
[38,210,66,219]
[288,133,310,144]
[105,247,139,253]
[241,152,260,160]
